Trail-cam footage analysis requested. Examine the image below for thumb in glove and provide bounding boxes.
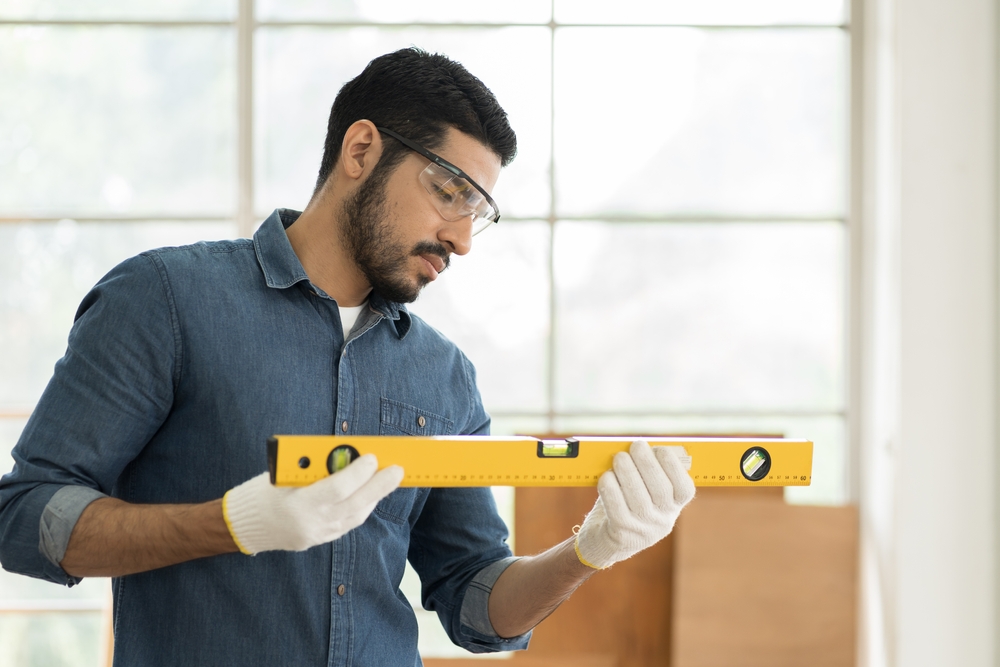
[223,454,403,555]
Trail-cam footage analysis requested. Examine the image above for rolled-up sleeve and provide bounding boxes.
[458,556,531,646]
[0,254,178,584]
[39,486,109,570]
[408,488,532,653]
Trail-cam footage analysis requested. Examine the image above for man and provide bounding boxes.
[0,48,693,665]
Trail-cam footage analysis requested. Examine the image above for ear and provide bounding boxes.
[339,120,383,181]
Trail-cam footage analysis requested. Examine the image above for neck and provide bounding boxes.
[285,201,372,307]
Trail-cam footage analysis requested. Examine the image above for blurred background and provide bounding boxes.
[0,0,996,666]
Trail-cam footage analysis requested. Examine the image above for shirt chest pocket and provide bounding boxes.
[378,397,455,437]
[375,397,455,523]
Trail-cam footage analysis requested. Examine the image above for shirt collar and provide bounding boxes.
[253,209,311,290]
[368,292,411,338]
[253,208,412,339]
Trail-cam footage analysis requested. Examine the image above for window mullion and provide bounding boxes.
[237,0,254,238]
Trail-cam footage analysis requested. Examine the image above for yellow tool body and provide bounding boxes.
[268,435,813,488]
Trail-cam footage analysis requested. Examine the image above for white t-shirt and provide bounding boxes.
[339,303,366,336]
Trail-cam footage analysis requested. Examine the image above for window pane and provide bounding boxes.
[0,221,238,409]
[489,415,552,437]
[0,568,107,608]
[0,0,233,20]
[551,414,847,505]
[555,0,845,25]
[255,27,550,219]
[407,221,549,415]
[554,28,847,217]
[0,419,109,656]
[554,222,845,412]
[257,0,549,24]
[0,613,103,667]
[0,27,235,216]
[0,421,27,475]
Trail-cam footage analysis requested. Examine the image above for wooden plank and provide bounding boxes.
[671,491,858,667]
[424,657,616,667]
[507,486,672,667]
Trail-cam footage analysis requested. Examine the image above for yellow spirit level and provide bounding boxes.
[267,435,812,488]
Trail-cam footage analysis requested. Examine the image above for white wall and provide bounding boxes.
[858,0,997,665]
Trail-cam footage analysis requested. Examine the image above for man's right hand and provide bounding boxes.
[223,454,403,555]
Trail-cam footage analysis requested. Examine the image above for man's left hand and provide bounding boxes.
[574,439,695,570]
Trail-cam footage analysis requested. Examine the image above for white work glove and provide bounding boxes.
[575,440,695,570]
[223,454,403,555]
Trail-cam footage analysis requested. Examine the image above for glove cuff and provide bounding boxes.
[223,475,280,555]
[575,519,632,570]
[573,534,604,570]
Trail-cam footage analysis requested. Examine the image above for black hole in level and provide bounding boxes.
[740,447,772,482]
[327,445,360,474]
[298,457,311,469]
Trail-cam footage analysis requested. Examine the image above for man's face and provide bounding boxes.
[340,127,501,304]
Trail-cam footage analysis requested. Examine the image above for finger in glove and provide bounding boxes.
[611,449,657,519]
[652,446,696,506]
[628,439,674,509]
[302,453,379,504]
[597,467,631,524]
[335,465,405,517]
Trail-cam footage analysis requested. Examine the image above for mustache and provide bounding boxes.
[411,241,450,272]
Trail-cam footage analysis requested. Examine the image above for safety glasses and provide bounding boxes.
[377,126,500,236]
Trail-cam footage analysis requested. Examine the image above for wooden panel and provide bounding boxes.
[671,490,858,667]
[424,486,622,667]
[424,657,616,667]
[508,486,673,667]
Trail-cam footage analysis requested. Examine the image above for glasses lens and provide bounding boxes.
[471,216,496,236]
[419,163,498,231]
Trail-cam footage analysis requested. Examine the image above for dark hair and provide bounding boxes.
[313,47,517,196]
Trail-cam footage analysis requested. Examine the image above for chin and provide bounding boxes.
[372,276,427,304]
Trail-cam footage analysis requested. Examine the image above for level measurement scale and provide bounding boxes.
[268,435,813,488]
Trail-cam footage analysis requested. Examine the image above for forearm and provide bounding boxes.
[487,536,596,638]
[61,497,239,577]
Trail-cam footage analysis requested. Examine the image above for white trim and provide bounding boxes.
[858,0,999,664]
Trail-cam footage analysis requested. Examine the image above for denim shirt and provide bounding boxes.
[0,209,530,666]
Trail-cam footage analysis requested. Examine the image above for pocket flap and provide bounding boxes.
[379,397,454,436]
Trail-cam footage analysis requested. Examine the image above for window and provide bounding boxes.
[1,1,850,663]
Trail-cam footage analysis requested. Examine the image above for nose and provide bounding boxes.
[438,214,474,256]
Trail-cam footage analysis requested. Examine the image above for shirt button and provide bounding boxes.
[341,421,349,433]
[417,415,426,428]
[337,584,346,596]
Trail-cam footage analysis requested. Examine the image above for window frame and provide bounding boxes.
[0,0,860,633]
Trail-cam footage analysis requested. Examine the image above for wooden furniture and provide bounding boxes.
[671,488,858,667]
[428,486,630,667]
[428,486,858,667]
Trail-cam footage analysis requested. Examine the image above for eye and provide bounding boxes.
[431,178,473,207]
[431,182,457,204]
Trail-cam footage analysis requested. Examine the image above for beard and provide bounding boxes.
[340,164,450,304]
